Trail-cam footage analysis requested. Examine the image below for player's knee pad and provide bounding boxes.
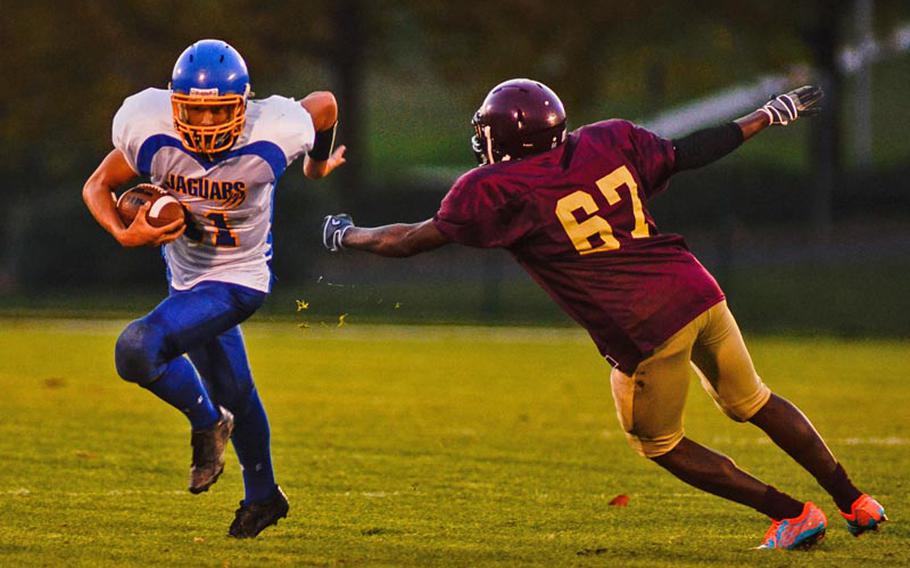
[611,367,685,458]
[623,429,684,458]
[712,382,772,422]
[114,320,167,384]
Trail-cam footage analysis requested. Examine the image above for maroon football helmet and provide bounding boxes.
[471,78,567,165]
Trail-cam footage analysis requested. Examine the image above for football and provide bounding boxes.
[115,183,184,228]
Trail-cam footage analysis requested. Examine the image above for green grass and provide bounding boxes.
[0,319,907,566]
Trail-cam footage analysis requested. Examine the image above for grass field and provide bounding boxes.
[0,319,907,567]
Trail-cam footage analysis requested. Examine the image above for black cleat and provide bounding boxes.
[188,406,234,494]
[228,485,290,538]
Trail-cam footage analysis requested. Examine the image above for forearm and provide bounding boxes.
[672,122,745,172]
[734,109,771,141]
[342,224,428,257]
[82,180,127,242]
[83,149,141,245]
[301,92,343,179]
[303,155,329,179]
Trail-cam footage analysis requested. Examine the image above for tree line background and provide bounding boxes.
[1,0,909,335]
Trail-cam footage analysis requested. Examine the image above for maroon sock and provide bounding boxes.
[760,486,804,520]
[818,463,862,513]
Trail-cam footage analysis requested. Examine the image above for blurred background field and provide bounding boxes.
[1,0,909,337]
[0,321,907,566]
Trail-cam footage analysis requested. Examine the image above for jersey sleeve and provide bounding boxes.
[433,172,531,248]
[626,122,676,199]
[112,88,169,175]
[253,96,316,165]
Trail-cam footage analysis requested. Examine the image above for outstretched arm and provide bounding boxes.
[322,215,451,257]
[300,91,347,179]
[672,85,823,172]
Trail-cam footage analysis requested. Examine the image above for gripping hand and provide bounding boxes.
[760,85,824,126]
[322,213,353,252]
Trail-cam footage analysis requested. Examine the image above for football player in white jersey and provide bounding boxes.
[82,39,346,538]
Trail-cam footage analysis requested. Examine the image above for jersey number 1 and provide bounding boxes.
[555,165,648,255]
[185,211,239,247]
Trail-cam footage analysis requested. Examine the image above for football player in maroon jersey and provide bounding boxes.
[321,79,886,549]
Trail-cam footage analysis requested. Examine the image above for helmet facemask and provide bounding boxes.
[471,117,567,166]
[471,122,497,166]
[171,86,249,157]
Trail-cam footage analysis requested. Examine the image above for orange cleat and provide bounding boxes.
[841,494,887,536]
[757,502,827,550]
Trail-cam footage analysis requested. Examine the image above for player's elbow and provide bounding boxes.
[82,177,105,207]
[313,91,338,130]
[81,182,92,206]
[301,91,338,132]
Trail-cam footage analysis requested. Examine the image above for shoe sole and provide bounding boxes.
[189,463,225,494]
[847,519,885,537]
[790,527,826,550]
[229,506,290,539]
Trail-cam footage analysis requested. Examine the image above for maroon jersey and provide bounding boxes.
[433,119,724,373]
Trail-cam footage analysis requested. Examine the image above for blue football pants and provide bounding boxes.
[114,280,277,503]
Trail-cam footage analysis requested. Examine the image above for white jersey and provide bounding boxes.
[112,88,315,292]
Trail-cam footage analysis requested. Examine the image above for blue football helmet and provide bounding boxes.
[170,39,251,155]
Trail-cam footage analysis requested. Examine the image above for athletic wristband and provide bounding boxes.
[308,121,337,161]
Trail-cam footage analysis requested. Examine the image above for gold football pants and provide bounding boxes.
[610,301,771,458]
